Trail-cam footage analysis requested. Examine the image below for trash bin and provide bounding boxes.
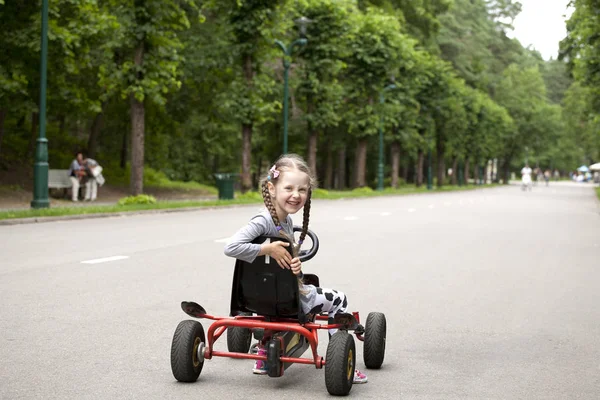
[214,173,238,200]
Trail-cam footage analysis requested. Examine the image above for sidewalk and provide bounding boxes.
[0,184,218,212]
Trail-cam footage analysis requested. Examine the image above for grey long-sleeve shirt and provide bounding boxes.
[223,209,294,263]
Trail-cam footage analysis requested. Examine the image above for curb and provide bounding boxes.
[0,185,502,226]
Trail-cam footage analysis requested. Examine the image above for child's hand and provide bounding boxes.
[290,257,302,276]
[268,241,292,269]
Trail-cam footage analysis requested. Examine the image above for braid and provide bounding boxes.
[298,189,312,244]
[261,181,281,228]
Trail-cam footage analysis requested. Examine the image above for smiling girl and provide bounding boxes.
[223,154,368,383]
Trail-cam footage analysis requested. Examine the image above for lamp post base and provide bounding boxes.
[31,138,50,209]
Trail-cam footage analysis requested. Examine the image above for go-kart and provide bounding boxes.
[170,227,387,396]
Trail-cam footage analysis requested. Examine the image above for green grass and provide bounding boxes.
[0,183,496,221]
[596,187,600,202]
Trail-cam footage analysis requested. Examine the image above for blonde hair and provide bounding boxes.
[260,153,317,245]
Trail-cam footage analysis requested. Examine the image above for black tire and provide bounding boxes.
[171,320,205,382]
[364,312,386,369]
[227,312,252,353]
[325,331,355,396]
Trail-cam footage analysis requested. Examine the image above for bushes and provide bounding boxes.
[118,194,157,206]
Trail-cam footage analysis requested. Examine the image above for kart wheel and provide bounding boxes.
[227,312,252,353]
[363,312,386,369]
[325,331,355,396]
[171,320,205,382]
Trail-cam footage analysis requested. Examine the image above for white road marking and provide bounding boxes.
[214,237,231,243]
[408,208,416,213]
[380,212,391,216]
[81,255,129,265]
[344,216,359,221]
[444,202,452,206]
[428,204,435,209]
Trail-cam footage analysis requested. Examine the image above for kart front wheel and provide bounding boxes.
[325,331,355,396]
[363,312,386,369]
[171,320,205,382]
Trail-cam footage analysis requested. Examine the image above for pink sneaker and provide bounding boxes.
[253,347,268,375]
[353,369,368,384]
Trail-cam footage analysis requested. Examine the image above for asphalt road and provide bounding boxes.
[1,182,599,399]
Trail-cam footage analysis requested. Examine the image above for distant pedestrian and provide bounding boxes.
[68,152,86,202]
[544,170,551,186]
[521,164,532,191]
[82,158,105,201]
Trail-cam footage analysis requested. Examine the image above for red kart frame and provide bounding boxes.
[197,312,364,368]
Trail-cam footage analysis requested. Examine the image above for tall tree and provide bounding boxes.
[295,0,354,178]
[207,0,287,192]
[99,0,201,195]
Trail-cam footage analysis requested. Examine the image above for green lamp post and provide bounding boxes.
[377,83,397,191]
[274,16,311,155]
[31,0,50,209]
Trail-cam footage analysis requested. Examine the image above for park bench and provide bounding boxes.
[48,169,72,198]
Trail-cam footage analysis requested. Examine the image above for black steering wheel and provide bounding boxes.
[293,226,319,262]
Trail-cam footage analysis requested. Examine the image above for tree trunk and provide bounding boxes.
[464,158,470,183]
[335,146,346,190]
[0,109,5,161]
[240,54,254,193]
[88,103,106,159]
[120,129,128,169]
[390,141,400,188]
[240,123,252,192]
[502,158,511,184]
[306,99,318,179]
[27,112,39,158]
[451,157,458,185]
[307,129,318,180]
[130,40,145,195]
[130,95,145,195]
[354,138,368,188]
[324,137,333,189]
[416,150,424,187]
[436,140,445,187]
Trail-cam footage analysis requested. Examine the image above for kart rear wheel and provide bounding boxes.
[325,331,355,396]
[363,312,386,369]
[227,312,252,353]
[171,320,205,382]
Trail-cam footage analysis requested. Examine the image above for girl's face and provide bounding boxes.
[268,169,310,219]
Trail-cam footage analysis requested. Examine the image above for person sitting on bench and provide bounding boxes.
[68,151,86,202]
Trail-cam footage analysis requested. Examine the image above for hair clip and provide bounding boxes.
[276,226,282,231]
[269,165,280,179]
[298,239,304,244]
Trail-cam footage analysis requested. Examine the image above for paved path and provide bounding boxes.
[1,182,599,399]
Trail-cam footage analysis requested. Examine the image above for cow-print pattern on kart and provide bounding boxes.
[307,287,348,334]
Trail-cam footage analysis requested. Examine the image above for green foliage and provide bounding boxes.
[311,188,329,197]
[118,194,157,206]
[236,191,262,201]
[351,186,374,194]
[0,0,591,194]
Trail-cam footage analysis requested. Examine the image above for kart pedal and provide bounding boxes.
[181,301,207,318]
[354,324,365,335]
[333,313,359,330]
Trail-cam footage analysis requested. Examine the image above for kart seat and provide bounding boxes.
[229,235,318,323]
